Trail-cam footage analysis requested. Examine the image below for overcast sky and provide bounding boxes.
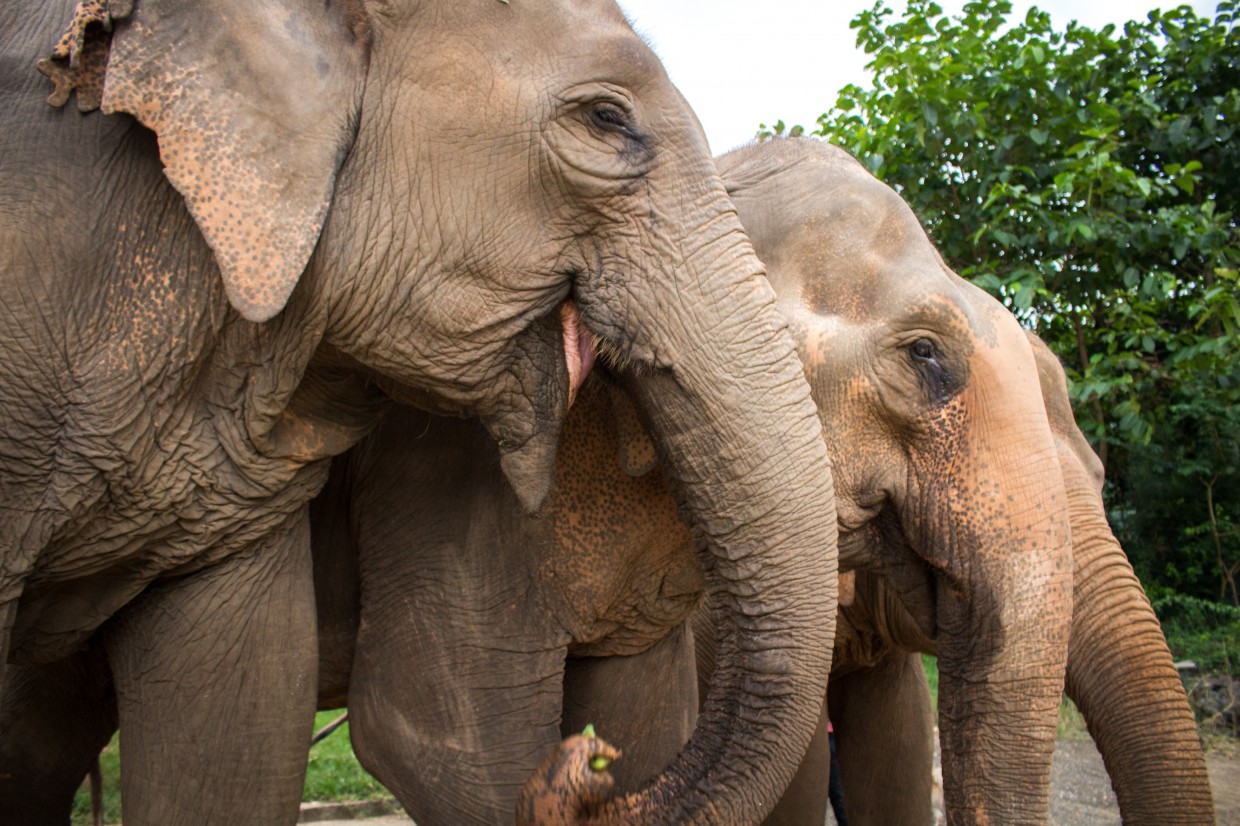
[615,0,1221,154]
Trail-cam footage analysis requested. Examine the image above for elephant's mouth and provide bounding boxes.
[561,300,597,408]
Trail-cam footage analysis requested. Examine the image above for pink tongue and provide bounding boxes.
[561,301,597,408]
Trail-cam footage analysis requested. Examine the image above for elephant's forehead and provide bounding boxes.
[776,213,943,321]
[792,289,976,364]
[405,0,661,88]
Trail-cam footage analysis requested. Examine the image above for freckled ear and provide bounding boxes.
[44,0,369,321]
[605,381,658,477]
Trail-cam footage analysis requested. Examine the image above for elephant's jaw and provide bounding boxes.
[490,301,598,514]
[561,300,598,408]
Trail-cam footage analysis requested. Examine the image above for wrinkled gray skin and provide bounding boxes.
[0,2,840,823]
[719,140,1073,825]
[3,138,1066,823]
[324,139,1073,824]
[786,333,1213,826]
[4,139,1209,824]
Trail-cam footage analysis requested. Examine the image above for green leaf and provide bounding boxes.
[1029,128,1049,145]
[1014,284,1039,309]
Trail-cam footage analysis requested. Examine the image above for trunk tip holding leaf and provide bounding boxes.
[516,729,622,826]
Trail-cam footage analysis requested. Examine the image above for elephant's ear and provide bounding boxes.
[40,0,370,322]
[605,382,658,478]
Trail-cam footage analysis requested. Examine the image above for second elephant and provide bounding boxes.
[803,328,1214,826]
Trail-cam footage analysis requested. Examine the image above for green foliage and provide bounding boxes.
[804,0,1240,608]
[1152,590,1240,675]
[71,734,121,825]
[922,653,939,711]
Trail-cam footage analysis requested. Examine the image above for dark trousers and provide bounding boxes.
[828,731,849,826]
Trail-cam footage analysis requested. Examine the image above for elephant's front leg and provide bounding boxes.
[0,643,118,823]
[102,511,318,826]
[347,545,570,825]
[829,652,935,826]
[560,621,698,792]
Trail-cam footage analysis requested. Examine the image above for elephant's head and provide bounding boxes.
[719,140,1073,823]
[43,2,838,821]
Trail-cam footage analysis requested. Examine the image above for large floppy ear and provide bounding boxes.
[40,0,370,321]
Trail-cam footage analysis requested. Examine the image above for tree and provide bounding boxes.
[771,0,1240,606]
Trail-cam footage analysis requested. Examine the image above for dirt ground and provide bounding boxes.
[1037,737,1240,826]
[305,738,1240,825]
[919,736,1240,826]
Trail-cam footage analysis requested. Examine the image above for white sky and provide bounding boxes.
[615,0,1221,154]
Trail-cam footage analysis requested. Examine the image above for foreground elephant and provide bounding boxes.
[12,131,1203,825]
[807,331,1214,825]
[0,2,841,823]
[317,138,1075,823]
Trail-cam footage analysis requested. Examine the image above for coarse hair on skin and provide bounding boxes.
[594,334,642,376]
[618,12,659,54]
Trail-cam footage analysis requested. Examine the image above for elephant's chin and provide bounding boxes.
[490,300,596,513]
[498,429,560,513]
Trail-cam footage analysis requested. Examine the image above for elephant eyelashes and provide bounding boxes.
[908,338,958,403]
[589,102,638,138]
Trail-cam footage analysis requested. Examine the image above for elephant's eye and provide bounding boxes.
[907,338,958,403]
[588,102,643,143]
[909,338,936,362]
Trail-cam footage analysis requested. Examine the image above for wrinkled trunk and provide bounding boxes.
[575,190,839,825]
[1059,449,1215,824]
[928,342,1073,825]
[936,531,1070,825]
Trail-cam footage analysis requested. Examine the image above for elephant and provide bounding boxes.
[718,139,1076,823]
[789,328,1214,826]
[708,142,1213,825]
[0,2,843,824]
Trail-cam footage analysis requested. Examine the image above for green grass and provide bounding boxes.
[71,711,391,825]
[301,710,394,803]
[922,653,939,708]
